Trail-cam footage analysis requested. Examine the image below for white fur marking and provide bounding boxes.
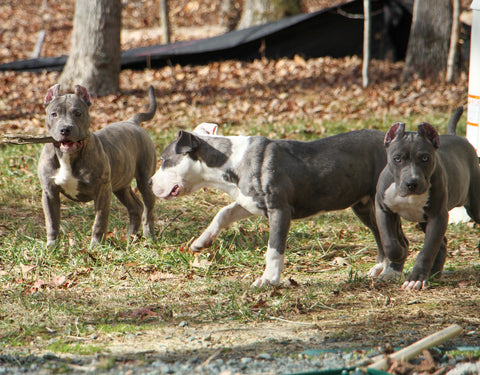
[54,154,79,199]
[251,246,284,288]
[383,183,429,222]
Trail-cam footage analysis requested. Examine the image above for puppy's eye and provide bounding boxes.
[393,155,401,163]
[50,112,58,118]
[73,110,82,117]
[421,155,430,162]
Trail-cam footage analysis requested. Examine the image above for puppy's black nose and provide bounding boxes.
[60,127,71,136]
[406,180,418,191]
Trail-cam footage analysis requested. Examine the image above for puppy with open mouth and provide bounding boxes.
[151,123,387,287]
[38,84,158,248]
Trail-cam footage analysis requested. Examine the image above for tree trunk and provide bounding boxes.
[160,0,171,44]
[60,0,121,96]
[402,0,452,81]
[236,0,301,30]
[446,0,460,82]
[362,0,371,88]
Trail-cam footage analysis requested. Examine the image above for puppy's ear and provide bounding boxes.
[44,84,60,107]
[74,85,92,106]
[418,122,440,149]
[193,122,218,135]
[384,122,405,146]
[175,131,199,154]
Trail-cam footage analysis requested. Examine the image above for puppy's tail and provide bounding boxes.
[131,85,157,125]
[446,106,463,135]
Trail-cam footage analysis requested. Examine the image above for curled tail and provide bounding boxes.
[446,106,463,135]
[131,85,157,125]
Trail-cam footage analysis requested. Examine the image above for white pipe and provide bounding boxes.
[467,0,480,155]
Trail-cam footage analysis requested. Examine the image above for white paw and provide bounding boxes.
[367,262,386,278]
[46,239,57,249]
[190,233,214,252]
[402,280,428,291]
[378,266,403,281]
[250,246,284,288]
[251,277,278,288]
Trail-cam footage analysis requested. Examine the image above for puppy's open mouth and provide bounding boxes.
[55,140,83,153]
[165,184,181,199]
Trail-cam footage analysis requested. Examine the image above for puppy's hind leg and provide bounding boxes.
[114,187,143,238]
[351,199,385,277]
[136,177,156,239]
[465,171,480,254]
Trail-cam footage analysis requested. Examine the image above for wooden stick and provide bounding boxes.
[368,324,463,371]
[1,134,55,145]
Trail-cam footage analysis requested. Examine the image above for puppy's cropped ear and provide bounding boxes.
[417,122,440,149]
[384,122,405,147]
[74,85,92,106]
[44,84,60,107]
[193,122,218,135]
[175,131,199,154]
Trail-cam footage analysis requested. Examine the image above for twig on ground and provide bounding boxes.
[267,316,318,326]
[158,211,184,238]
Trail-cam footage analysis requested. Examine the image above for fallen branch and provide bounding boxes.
[368,324,463,371]
[1,134,55,145]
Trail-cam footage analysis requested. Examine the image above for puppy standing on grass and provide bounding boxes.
[38,84,157,248]
[150,123,387,288]
[372,107,480,290]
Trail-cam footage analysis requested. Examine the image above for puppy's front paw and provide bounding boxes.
[190,235,213,252]
[402,269,429,290]
[46,239,58,249]
[402,280,428,291]
[367,262,386,278]
[379,266,403,281]
[251,276,278,288]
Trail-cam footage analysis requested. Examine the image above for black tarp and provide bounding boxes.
[0,0,412,73]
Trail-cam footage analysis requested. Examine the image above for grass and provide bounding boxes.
[0,112,479,359]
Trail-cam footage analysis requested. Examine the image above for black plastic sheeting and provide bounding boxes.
[0,0,412,73]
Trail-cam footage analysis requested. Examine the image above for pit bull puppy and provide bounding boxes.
[372,107,480,290]
[38,84,157,248]
[151,123,387,287]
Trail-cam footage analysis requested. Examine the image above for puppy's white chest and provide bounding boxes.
[383,183,429,222]
[54,154,79,199]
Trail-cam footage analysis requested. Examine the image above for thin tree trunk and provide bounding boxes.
[446,0,460,82]
[362,0,371,88]
[160,0,171,44]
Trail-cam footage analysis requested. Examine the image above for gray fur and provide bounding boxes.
[375,107,480,290]
[38,84,157,248]
[152,127,387,287]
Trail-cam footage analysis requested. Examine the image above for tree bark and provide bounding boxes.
[402,0,452,81]
[236,0,301,30]
[362,0,371,88]
[160,0,171,44]
[446,0,460,82]
[60,0,121,96]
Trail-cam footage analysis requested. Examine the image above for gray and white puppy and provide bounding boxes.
[38,84,157,248]
[151,123,386,287]
[372,107,480,290]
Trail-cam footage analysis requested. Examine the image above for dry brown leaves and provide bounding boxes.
[1,1,469,137]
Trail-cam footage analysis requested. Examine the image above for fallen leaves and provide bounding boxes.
[2,264,95,295]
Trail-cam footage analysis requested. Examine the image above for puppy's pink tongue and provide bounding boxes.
[170,185,180,196]
[60,141,82,153]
